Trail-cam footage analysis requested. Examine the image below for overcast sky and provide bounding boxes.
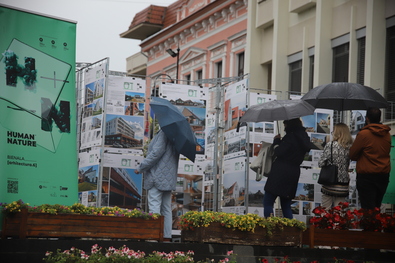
[0,0,176,72]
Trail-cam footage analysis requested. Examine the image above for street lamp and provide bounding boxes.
[166,47,180,83]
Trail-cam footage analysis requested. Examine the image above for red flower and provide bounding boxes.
[333,205,341,211]
[311,203,394,232]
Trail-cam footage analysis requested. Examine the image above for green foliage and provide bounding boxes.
[78,181,97,191]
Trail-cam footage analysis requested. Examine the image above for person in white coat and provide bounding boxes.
[134,130,179,241]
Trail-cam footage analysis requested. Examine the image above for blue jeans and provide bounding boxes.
[148,186,172,238]
[263,191,293,219]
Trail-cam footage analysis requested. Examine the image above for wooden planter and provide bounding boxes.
[181,222,303,246]
[1,208,164,241]
[302,226,395,250]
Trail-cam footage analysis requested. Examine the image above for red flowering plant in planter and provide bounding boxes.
[310,202,362,230]
[310,202,395,232]
[359,207,395,232]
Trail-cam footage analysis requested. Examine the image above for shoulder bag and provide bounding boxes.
[250,142,274,181]
[318,142,338,185]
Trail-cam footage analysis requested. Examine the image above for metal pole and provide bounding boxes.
[213,84,225,211]
[97,58,110,208]
[176,47,180,84]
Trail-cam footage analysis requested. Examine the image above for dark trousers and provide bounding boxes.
[263,191,293,219]
[356,173,390,209]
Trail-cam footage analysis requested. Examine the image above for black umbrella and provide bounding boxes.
[301,82,388,111]
[238,99,315,133]
[239,99,315,123]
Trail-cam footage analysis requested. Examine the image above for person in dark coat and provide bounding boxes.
[263,118,311,219]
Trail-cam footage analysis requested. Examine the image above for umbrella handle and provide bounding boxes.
[276,121,279,134]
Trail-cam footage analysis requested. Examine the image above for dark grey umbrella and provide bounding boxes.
[150,97,197,162]
[239,99,315,123]
[301,82,388,111]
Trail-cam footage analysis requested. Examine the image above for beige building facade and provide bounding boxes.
[246,0,395,111]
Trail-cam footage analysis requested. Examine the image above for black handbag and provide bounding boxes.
[318,142,338,185]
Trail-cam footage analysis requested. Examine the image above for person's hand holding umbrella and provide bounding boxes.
[273,134,281,140]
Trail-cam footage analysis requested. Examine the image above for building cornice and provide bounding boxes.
[141,0,247,51]
[146,13,247,70]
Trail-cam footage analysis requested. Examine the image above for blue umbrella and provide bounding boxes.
[150,97,197,162]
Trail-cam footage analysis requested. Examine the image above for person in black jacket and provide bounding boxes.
[263,118,311,219]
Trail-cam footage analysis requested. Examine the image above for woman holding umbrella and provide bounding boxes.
[134,97,197,242]
[134,130,179,242]
[263,118,311,219]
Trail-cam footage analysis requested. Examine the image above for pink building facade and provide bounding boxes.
[121,0,248,90]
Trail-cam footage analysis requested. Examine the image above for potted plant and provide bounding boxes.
[309,202,362,230]
[303,202,395,249]
[179,211,306,246]
[1,200,164,241]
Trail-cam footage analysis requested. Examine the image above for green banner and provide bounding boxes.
[383,136,395,204]
[0,5,78,215]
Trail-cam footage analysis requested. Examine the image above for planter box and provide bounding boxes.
[1,209,164,241]
[181,222,302,246]
[302,226,395,250]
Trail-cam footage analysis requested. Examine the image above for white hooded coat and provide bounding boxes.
[138,130,180,191]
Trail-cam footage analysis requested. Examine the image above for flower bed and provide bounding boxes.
[43,245,377,263]
[179,211,306,246]
[43,245,232,263]
[1,200,160,219]
[303,202,395,249]
[1,200,164,241]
